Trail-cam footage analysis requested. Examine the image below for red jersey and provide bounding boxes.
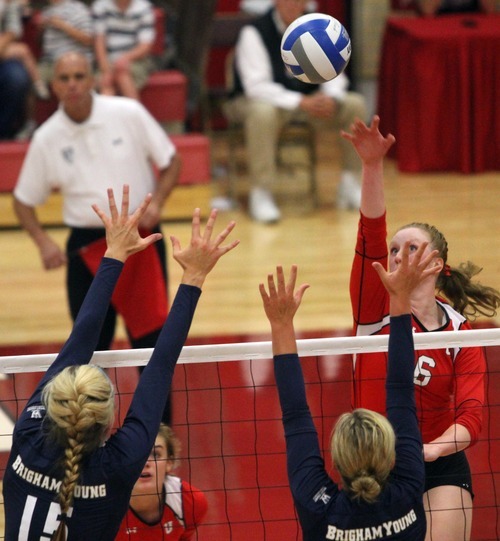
[349,212,485,444]
[115,476,208,541]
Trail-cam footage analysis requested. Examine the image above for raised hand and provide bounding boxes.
[260,265,309,326]
[341,115,395,166]
[372,241,441,315]
[259,265,309,356]
[92,185,163,262]
[170,208,239,288]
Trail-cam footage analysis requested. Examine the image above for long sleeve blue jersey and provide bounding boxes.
[274,315,426,540]
[2,257,201,541]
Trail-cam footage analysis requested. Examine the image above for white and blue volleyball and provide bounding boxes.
[281,13,351,84]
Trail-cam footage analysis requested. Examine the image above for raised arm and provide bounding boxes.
[91,184,163,261]
[119,208,239,460]
[171,208,240,289]
[341,116,395,219]
[259,265,309,356]
[373,241,440,392]
[260,267,339,513]
[30,185,162,392]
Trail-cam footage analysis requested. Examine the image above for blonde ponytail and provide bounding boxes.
[331,409,395,504]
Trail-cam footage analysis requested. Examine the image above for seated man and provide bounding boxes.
[224,0,367,223]
[416,0,496,15]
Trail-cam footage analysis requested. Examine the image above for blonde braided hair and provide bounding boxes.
[42,365,115,541]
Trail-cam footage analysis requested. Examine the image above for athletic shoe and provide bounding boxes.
[336,171,361,210]
[34,80,50,100]
[249,187,281,223]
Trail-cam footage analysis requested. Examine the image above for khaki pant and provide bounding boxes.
[223,92,367,189]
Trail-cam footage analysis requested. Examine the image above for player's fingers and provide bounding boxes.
[191,208,201,240]
[140,232,163,248]
[287,264,298,293]
[372,261,388,284]
[386,133,396,146]
[267,272,277,296]
[412,241,428,261]
[202,208,217,241]
[91,203,108,225]
[295,283,310,305]
[276,266,286,292]
[259,282,269,302]
[400,241,411,268]
[419,250,440,272]
[213,220,236,247]
[107,188,118,221]
[130,192,153,224]
[119,184,130,219]
[217,238,240,256]
[170,235,181,254]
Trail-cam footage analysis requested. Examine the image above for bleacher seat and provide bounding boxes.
[140,70,187,125]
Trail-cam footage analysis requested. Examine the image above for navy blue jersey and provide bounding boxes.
[274,315,426,540]
[2,257,201,541]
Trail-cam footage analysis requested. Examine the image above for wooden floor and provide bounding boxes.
[0,131,499,349]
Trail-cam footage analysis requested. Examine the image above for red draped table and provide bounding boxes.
[377,14,500,173]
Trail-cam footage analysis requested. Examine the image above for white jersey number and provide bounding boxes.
[413,355,436,387]
[19,495,73,541]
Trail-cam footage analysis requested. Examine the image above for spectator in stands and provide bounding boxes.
[1,0,40,140]
[416,0,496,15]
[36,0,94,84]
[92,0,156,100]
[224,0,367,223]
[12,51,181,423]
[116,424,208,540]
[1,34,50,99]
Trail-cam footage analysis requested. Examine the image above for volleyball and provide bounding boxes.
[281,13,351,84]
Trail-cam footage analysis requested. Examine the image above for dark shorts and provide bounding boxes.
[425,450,474,498]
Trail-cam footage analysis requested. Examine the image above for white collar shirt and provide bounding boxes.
[14,94,176,227]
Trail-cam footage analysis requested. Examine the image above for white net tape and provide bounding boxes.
[2,327,500,373]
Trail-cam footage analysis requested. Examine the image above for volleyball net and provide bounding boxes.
[1,328,499,540]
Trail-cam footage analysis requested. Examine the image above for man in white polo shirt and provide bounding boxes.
[13,51,180,422]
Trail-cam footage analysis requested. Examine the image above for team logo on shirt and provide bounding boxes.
[163,521,173,534]
[27,405,45,419]
[313,486,331,505]
[62,147,74,164]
